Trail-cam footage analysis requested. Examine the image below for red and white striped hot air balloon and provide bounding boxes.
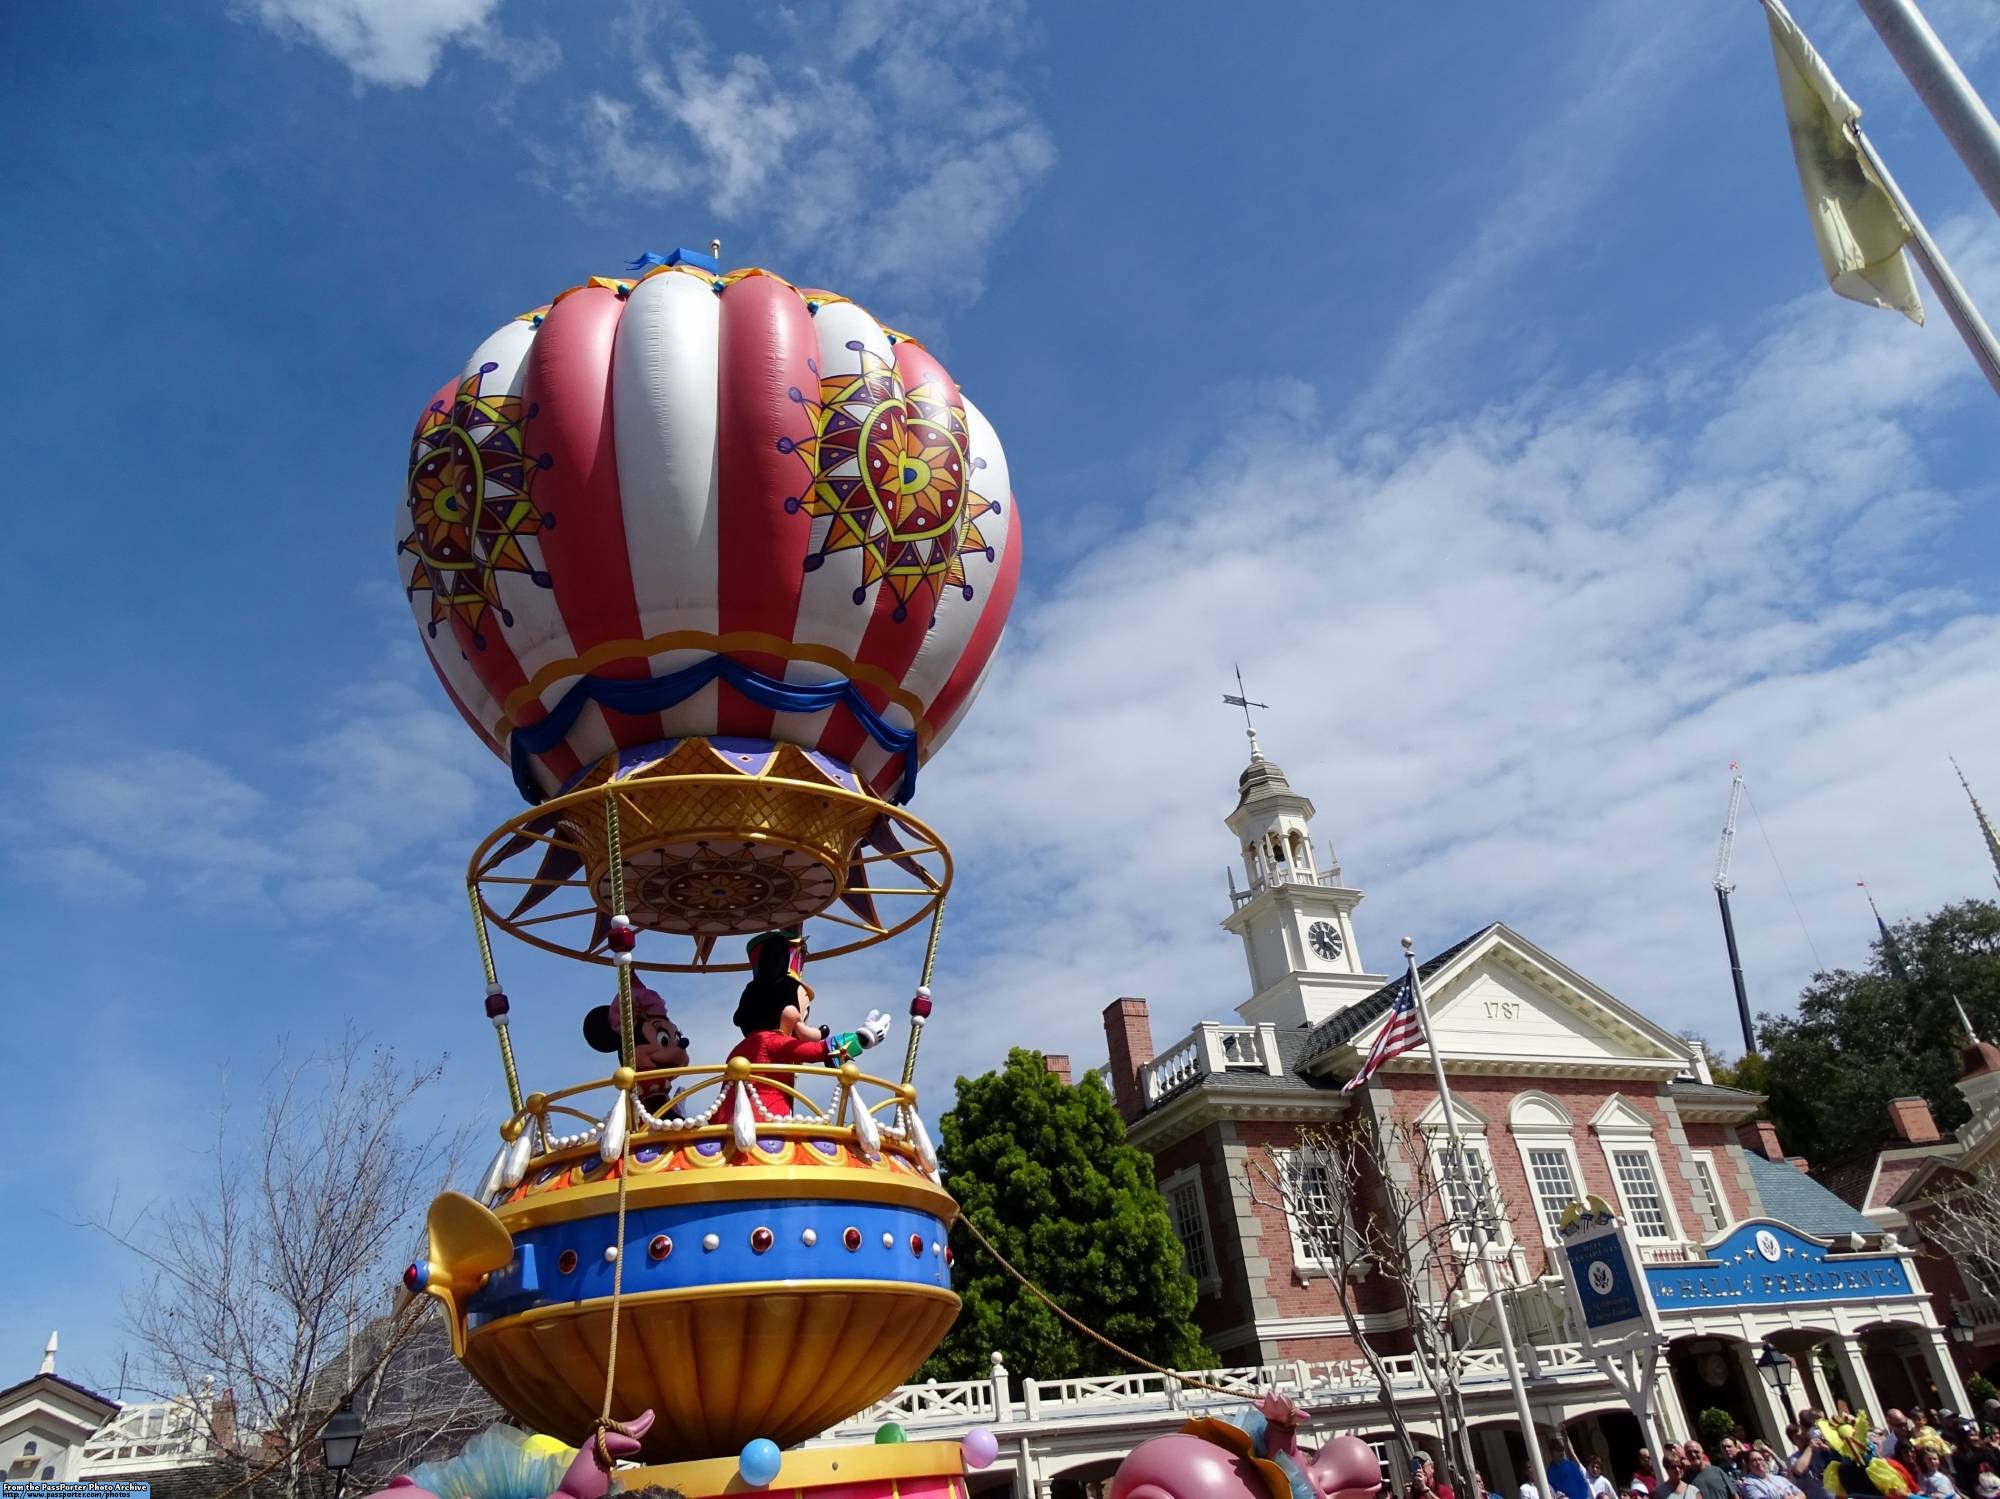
[396,250,1020,809]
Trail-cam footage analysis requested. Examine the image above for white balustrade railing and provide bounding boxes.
[1141,1023,1286,1104]
[79,1398,213,1473]
[1228,867,1346,908]
[1639,1244,1700,1265]
[821,1340,1610,1445]
[1142,1040,1202,1103]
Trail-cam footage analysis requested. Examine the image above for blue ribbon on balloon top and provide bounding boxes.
[507,655,920,805]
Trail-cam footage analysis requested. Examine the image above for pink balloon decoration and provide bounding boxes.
[962,1427,999,1469]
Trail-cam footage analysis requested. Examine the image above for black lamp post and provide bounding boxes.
[1948,1308,1977,1347]
[1758,1342,1798,1422]
[320,1399,364,1499]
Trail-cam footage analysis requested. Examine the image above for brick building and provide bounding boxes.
[1081,739,1967,1483]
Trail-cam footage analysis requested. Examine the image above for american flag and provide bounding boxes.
[1342,971,1424,1092]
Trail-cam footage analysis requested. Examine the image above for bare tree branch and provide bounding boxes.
[83,1031,495,1497]
[1246,1113,1518,1492]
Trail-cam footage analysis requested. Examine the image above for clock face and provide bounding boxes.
[1309,920,1344,961]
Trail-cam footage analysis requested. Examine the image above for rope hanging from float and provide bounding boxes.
[590,785,646,1471]
[955,1214,1245,1400]
[899,892,948,1089]
[467,883,525,1114]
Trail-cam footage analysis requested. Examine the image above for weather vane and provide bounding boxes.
[1223,665,1269,757]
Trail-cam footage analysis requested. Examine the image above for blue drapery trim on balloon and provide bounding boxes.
[508,655,917,805]
[626,247,721,274]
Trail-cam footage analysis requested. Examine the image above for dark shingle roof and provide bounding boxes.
[1297,926,1498,1069]
[0,1372,118,1415]
[1743,1152,1878,1238]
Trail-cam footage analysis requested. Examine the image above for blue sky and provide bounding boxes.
[5,0,2000,1388]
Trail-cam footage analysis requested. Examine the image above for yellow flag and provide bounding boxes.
[1763,0,1925,322]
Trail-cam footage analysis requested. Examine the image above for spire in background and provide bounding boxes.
[39,1330,56,1376]
[1223,665,1270,764]
[1859,881,1913,982]
[1951,756,2000,893]
[1959,993,1982,1044]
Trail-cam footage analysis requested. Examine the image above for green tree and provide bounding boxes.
[1757,900,2000,1164]
[922,1048,1209,1382]
[1708,1049,1768,1097]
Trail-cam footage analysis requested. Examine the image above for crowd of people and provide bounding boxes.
[1405,1405,2000,1499]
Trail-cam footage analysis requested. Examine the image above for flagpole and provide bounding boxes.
[1402,936,1553,1499]
[1851,121,2000,398]
[1854,0,2000,220]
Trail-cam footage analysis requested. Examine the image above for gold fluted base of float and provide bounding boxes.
[621,1440,970,1499]
[461,1284,960,1465]
[559,740,878,936]
[469,737,951,971]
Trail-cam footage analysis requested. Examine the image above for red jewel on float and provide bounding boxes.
[607,925,636,953]
[909,1234,924,1257]
[843,1227,863,1251]
[648,1235,672,1261]
[751,1227,774,1254]
[557,1249,579,1275]
[945,1247,954,1268]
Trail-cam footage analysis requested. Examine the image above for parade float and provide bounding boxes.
[381,244,1383,1499]
[392,244,1016,1498]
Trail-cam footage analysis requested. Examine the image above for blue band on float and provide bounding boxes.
[464,1194,952,1327]
[508,654,919,806]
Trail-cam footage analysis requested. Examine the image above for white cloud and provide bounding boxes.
[4,654,502,928]
[896,214,2000,1096]
[578,1,1054,310]
[1356,4,1725,423]
[241,0,555,89]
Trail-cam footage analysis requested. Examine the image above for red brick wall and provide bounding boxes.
[1682,1122,1751,1221]
[1375,1074,1709,1275]
[1150,1126,1260,1351]
[1209,1120,1409,1361]
[1138,1074,1723,1365]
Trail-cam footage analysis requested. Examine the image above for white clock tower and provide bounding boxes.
[1221,735,1387,1028]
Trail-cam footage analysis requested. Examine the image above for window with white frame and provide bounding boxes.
[1611,1149,1673,1239]
[1278,1148,1347,1273]
[1434,1139,1508,1251]
[1526,1147,1581,1238]
[1509,1092,1584,1246]
[1591,1095,1685,1245]
[1162,1168,1216,1287]
[1691,1151,1729,1235]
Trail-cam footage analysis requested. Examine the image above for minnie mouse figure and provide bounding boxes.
[727,929,890,1118]
[581,980,691,1118]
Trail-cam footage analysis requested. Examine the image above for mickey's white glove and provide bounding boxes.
[857,1009,892,1049]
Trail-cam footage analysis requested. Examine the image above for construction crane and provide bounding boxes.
[1714,765,1756,1056]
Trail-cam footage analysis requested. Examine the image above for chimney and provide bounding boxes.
[1886,1096,1941,1144]
[1786,1156,1812,1173]
[1102,997,1155,1122]
[1738,1120,1785,1161]
[1043,1054,1072,1087]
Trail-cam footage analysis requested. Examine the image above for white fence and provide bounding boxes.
[817,1340,1608,1443]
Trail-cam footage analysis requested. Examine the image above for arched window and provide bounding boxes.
[1509,1091,1584,1244]
[22,1445,36,1458]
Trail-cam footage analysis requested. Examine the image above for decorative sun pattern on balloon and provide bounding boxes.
[785,341,1000,625]
[399,360,553,647]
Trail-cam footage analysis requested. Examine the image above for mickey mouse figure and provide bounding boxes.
[727,928,891,1118]
[581,980,691,1118]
